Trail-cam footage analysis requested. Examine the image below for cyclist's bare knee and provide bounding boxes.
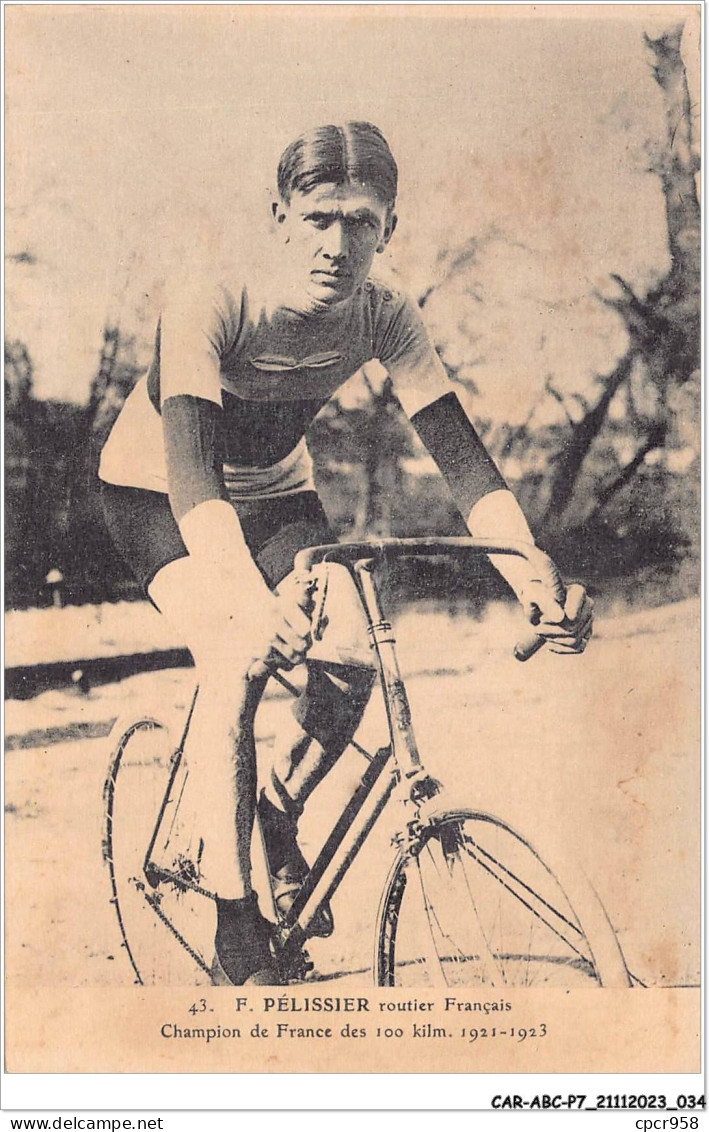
[148,556,265,682]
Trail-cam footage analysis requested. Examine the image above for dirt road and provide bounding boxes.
[5,598,699,988]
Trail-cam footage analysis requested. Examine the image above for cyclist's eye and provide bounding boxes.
[351,217,377,232]
[308,216,331,230]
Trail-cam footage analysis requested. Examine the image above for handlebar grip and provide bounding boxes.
[245,571,318,683]
[513,630,547,662]
[513,553,567,662]
[247,659,271,681]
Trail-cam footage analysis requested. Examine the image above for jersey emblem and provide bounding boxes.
[250,351,344,372]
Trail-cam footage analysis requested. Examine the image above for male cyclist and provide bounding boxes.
[99,122,592,985]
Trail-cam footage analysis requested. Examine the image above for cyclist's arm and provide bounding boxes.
[379,292,592,650]
[376,293,537,597]
[411,397,592,647]
[158,283,312,665]
[409,391,537,595]
[158,283,266,596]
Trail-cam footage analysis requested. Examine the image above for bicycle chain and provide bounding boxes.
[132,880,213,978]
[130,882,312,984]
[146,862,216,903]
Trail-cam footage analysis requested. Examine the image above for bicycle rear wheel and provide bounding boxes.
[102,715,214,986]
[375,807,630,988]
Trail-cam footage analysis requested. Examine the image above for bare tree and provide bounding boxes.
[5,338,34,414]
[538,23,699,533]
[86,323,142,442]
[411,24,699,560]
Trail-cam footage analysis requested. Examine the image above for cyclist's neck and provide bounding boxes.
[248,243,362,321]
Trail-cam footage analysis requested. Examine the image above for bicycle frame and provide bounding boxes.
[140,537,557,973]
[269,538,557,961]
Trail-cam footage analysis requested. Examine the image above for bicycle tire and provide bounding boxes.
[375,806,630,988]
[102,714,214,986]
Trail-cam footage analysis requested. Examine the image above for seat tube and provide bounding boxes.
[354,559,422,777]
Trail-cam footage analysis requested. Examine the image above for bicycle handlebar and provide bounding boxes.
[248,538,567,680]
[292,536,558,578]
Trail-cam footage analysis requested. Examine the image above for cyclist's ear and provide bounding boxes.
[271,197,290,239]
[377,210,397,253]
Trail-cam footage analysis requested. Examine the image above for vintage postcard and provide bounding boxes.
[3,0,702,1099]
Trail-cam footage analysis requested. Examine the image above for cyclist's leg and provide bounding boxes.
[147,554,266,899]
[295,558,378,757]
[148,556,278,983]
[100,481,276,983]
[271,652,376,809]
[237,493,375,930]
[242,495,375,813]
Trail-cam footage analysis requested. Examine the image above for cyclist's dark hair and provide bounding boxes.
[277,122,398,208]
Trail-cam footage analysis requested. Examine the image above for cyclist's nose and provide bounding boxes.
[322,220,348,261]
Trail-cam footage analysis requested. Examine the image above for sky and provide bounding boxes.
[5,4,701,405]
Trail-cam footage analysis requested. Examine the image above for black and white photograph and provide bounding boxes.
[3,0,701,1095]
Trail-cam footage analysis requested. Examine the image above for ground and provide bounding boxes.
[4,596,700,988]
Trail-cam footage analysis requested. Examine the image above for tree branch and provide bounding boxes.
[585,424,667,523]
[540,348,639,528]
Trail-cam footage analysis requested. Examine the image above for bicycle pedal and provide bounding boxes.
[280,948,315,982]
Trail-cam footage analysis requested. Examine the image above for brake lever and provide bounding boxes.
[311,565,329,641]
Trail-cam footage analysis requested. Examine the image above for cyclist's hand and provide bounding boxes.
[266,577,314,669]
[520,581,593,655]
[209,570,309,671]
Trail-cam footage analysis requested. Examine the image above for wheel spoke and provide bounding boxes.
[377,811,622,988]
[161,763,189,853]
[104,718,212,986]
[443,843,508,985]
[459,834,592,965]
[461,832,584,937]
[415,858,449,986]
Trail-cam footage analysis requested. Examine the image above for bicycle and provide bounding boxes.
[102,538,631,988]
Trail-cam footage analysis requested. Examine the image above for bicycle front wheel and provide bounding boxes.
[102,715,214,986]
[375,807,630,988]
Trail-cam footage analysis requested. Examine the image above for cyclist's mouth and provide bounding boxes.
[311,270,349,285]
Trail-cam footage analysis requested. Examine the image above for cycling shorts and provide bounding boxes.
[99,481,335,598]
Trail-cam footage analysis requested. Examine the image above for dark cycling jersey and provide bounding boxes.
[99,274,505,523]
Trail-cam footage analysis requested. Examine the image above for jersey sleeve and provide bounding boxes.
[375,288,507,516]
[159,280,231,407]
[374,290,451,418]
[159,281,233,522]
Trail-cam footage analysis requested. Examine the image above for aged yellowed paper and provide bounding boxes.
[4,2,701,1083]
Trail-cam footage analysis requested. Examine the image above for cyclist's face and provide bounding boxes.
[274,182,396,305]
